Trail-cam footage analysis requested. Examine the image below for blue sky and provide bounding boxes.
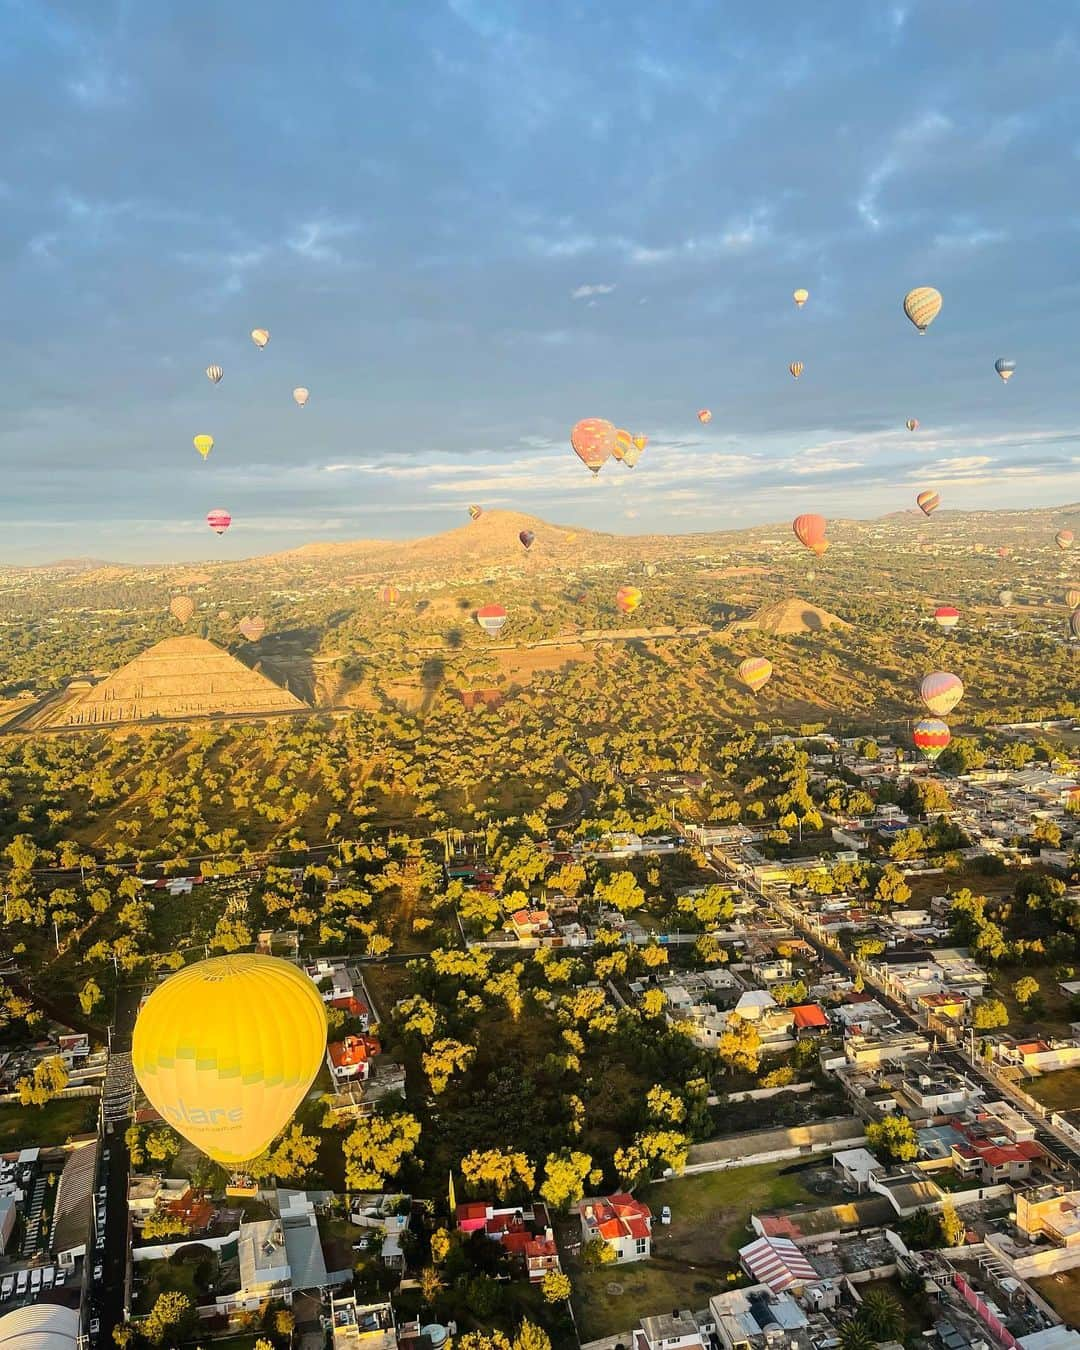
[2,0,1079,562]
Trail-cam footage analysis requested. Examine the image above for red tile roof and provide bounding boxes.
[580,1193,651,1244]
[792,1004,829,1030]
[328,1034,381,1069]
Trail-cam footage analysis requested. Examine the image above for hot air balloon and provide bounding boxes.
[644,563,657,578]
[811,540,830,558]
[612,429,633,463]
[293,388,309,407]
[468,505,482,521]
[251,328,270,349]
[519,530,535,550]
[998,589,1014,608]
[738,657,773,693]
[132,954,326,1167]
[379,585,400,604]
[615,585,642,615]
[793,288,808,308]
[906,419,919,432]
[994,358,1016,383]
[632,434,648,451]
[194,435,214,460]
[1066,589,1080,610]
[698,409,712,425]
[1071,609,1080,640]
[622,442,643,468]
[238,616,266,642]
[997,546,1011,560]
[170,596,195,626]
[973,543,986,555]
[934,606,960,630]
[920,671,964,716]
[792,514,827,553]
[806,569,816,583]
[1056,530,1074,550]
[789,361,804,380]
[913,717,952,762]
[903,287,942,334]
[476,604,508,636]
[207,509,231,535]
[917,490,940,517]
[206,365,223,385]
[570,418,617,475]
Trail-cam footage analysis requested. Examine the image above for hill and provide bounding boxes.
[46,636,307,727]
[744,597,851,635]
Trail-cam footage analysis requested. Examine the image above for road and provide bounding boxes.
[90,984,142,1350]
[706,842,1080,1180]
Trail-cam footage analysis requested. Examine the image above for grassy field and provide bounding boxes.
[641,1159,828,1263]
[1032,1270,1080,1324]
[1025,1068,1080,1113]
[0,1096,98,1151]
[571,1261,727,1342]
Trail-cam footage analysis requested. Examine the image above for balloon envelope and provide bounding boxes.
[903,287,942,333]
[934,606,959,629]
[612,429,633,463]
[132,954,326,1167]
[293,388,309,407]
[789,361,804,379]
[920,671,964,716]
[238,616,266,642]
[793,288,808,308]
[697,409,712,425]
[632,435,648,451]
[468,505,482,521]
[570,419,616,474]
[170,596,195,626]
[194,435,214,460]
[519,530,535,550]
[906,419,919,432]
[206,365,223,385]
[792,514,827,551]
[738,657,773,693]
[379,586,400,604]
[917,490,940,517]
[1066,590,1080,610]
[207,509,231,535]
[251,329,270,349]
[1072,609,1080,640]
[1055,530,1074,550]
[476,604,508,636]
[998,589,1014,608]
[615,585,642,614]
[913,718,951,762]
[995,358,1016,382]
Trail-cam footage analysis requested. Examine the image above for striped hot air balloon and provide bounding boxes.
[612,429,633,463]
[251,328,270,349]
[170,596,195,625]
[1066,589,1080,610]
[206,509,231,535]
[698,409,712,425]
[789,361,804,380]
[476,604,508,636]
[920,671,964,716]
[615,585,642,615]
[1056,529,1074,550]
[468,505,482,521]
[906,418,919,432]
[632,434,648,451]
[570,418,617,475]
[737,657,773,693]
[933,606,960,630]
[206,365,223,384]
[792,288,808,308]
[903,287,942,334]
[916,490,940,517]
[379,585,400,604]
[994,358,1016,383]
[1071,609,1080,640]
[792,514,827,552]
[238,616,266,642]
[913,717,952,763]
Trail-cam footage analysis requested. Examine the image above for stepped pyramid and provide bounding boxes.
[54,635,306,726]
[740,597,850,635]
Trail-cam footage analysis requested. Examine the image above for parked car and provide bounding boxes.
[660,1206,672,1225]
[93,1263,103,1282]
[89,1319,100,1337]
[0,1276,13,1300]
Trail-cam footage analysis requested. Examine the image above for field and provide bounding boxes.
[0,1097,99,1151]
[1032,1270,1080,1325]
[570,1261,726,1342]
[1024,1069,1080,1113]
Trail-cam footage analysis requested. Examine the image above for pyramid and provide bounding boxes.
[53,636,307,727]
[745,597,850,635]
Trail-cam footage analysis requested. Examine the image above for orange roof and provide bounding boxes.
[920,991,966,1007]
[581,1192,651,1243]
[328,1034,381,1069]
[792,1004,829,1029]
[1016,1040,1051,1054]
[511,909,549,925]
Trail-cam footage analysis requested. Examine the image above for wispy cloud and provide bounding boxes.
[571,283,616,300]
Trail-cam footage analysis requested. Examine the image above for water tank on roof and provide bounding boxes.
[422,1326,448,1348]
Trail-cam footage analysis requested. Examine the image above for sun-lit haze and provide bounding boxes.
[3,0,1080,560]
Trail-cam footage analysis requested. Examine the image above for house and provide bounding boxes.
[738,1236,820,1293]
[1015,1185,1080,1246]
[50,1141,97,1266]
[0,1196,15,1253]
[455,1200,561,1282]
[844,1030,931,1067]
[228,1220,293,1312]
[950,1120,1045,1184]
[509,909,551,940]
[916,991,970,1023]
[791,1004,829,1037]
[329,1297,398,1350]
[832,1147,886,1193]
[638,1309,708,1350]
[327,1035,381,1083]
[734,990,777,1022]
[999,1038,1080,1074]
[579,1193,652,1263]
[709,1285,811,1350]
[893,1061,981,1119]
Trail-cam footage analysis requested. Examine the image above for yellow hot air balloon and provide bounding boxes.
[251,329,270,349]
[132,954,327,1167]
[789,361,804,380]
[170,596,195,625]
[792,288,808,308]
[293,388,309,407]
[903,287,942,334]
[193,435,214,460]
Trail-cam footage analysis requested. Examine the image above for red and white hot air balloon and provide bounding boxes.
[476,604,508,636]
[933,606,960,630]
[697,409,712,425]
[207,509,232,535]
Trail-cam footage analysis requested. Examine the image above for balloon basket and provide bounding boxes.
[225,1175,259,1198]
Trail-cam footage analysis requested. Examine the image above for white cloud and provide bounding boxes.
[571,283,616,300]
[856,111,952,230]
[287,218,364,265]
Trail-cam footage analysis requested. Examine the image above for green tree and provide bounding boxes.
[1013,976,1040,1007]
[858,1290,904,1341]
[16,1056,68,1107]
[865,1114,918,1163]
[143,1292,194,1346]
[541,1270,572,1303]
[540,1150,599,1212]
[343,1112,421,1189]
[717,1013,761,1075]
[972,998,1009,1030]
[940,1196,965,1247]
